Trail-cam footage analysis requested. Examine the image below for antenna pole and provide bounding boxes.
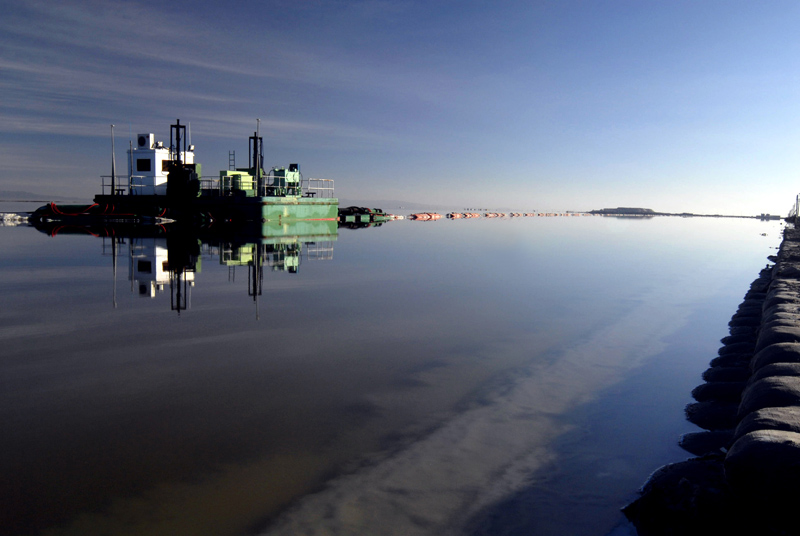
[110,124,116,195]
[128,139,133,193]
[256,118,262,195]
[175,119,183,165]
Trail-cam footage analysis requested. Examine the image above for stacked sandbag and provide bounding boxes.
[625,227,799,534]
[679,270,769,456]
[724,227,800,502]
[623,269,772,535]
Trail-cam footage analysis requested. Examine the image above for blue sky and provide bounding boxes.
[2,0,800,214]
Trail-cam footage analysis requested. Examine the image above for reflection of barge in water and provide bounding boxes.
[32,218,337,314]
[31,119,339,225]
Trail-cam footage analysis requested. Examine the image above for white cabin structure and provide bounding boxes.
[128,133,195,195]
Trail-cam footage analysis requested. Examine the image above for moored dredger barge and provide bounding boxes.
[31,120,339,225]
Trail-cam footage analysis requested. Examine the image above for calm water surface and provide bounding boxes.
[0,213,782,536]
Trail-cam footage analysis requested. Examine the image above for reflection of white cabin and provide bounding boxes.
[130,238,195,297]
[128,133,195,195]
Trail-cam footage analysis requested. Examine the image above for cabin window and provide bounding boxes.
[137,260,152,274]
[162,160,170,172]
[136,158,152,172]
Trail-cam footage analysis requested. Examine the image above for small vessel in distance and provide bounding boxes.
[31,119,339,225]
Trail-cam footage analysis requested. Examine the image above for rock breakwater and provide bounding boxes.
[625,225,800,535]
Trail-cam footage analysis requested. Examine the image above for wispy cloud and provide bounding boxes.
[0,0,472,131]
[2,0,275,78]
[1,0,457,162]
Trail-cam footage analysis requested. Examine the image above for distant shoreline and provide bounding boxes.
[589,207,782,220]
[0,199,57,203]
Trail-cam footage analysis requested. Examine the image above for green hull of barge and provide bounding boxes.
[262,197,338,222]
[194,195,339,223]
[89,194,339,223]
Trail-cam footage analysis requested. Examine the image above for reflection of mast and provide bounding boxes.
[249,243,263,320]
[170,268,189,315]
[103,233,123,309]
[112,235,117,309]
[166,231,197,315]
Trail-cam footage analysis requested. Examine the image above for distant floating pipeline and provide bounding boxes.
[407,212,597,220]
[624,224,800,535]
[408,213,442,221]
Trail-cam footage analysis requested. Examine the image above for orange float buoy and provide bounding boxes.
[409,212,442,221]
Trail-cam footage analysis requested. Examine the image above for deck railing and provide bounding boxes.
[100,175,129,195]
[101,175,159,196]
[127,175,156,195]
[302,178,335,198]
[198,176,335,198]
[102,175,336,198]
